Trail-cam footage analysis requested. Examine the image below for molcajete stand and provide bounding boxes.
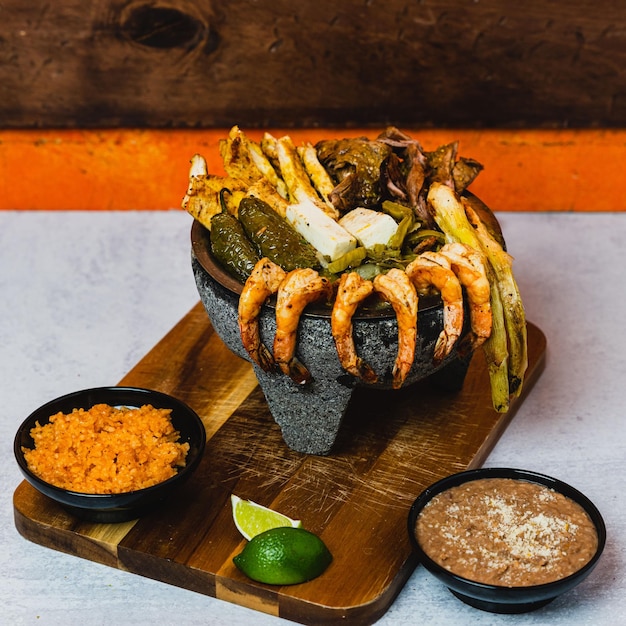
[191,221,474,456]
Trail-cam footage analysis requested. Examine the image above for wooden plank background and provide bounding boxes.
[3,0,626,128]
[2,1,626,211]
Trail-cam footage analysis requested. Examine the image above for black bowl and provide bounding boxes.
[14,386,206,523]
[407,468,606,614]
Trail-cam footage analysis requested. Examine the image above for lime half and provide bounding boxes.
[231,494,302,541]
[233,527,333,585]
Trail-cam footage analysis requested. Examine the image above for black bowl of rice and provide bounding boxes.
[14,386,206,523]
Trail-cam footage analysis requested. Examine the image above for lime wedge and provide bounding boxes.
[231,494,303,541]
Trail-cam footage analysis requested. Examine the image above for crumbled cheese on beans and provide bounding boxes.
[416,478,598,586]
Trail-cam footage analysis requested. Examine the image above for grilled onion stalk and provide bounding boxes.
[464,200,528,399]
[428,182,527,412]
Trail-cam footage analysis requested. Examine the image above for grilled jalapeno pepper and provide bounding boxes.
[210,189,260,283]
[238,197,319,271]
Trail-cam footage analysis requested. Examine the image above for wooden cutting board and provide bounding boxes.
[14,302,546,625]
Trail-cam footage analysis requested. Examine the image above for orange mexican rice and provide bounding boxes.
[22,403,189,494]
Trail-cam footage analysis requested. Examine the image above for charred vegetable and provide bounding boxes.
[238,197,320,271]
[428,182,527,412]
[382,200,415,250]
[316,137,392,212]
[453,157,484,193]
[209,189,261,282]
[461,191,506,249]
[276,136,338,219]
[182,154,247,228]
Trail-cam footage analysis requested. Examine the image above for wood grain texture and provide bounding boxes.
[2,0,626,129]
[14,303,546,625]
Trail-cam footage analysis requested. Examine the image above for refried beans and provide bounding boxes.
[415,478,598,586]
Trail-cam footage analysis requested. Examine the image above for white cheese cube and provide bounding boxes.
[339,207,399,249]
[286,200,357,261]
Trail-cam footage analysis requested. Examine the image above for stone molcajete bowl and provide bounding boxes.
[191,220,475,456]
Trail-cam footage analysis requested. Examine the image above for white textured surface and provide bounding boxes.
[2,210,625,625]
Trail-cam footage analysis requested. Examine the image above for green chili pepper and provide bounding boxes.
[209,189,261,283]
[382,200,415,250]
[404,228,446,248]
[238,197,319,271]
[382,200,414,222]
[326,247,367,274]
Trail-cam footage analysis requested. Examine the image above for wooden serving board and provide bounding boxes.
[14,302,546,625]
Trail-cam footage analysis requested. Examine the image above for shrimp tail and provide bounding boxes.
[279,356,312,385]
[456,331,484,358]
[456,332,475,357]
[433,302,464,365]
[238,312,277,371]
[353,359,379,384]
[255,343,277,372]
[432,332,451,366]
[391,353,414,389]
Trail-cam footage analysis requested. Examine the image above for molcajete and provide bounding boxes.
[191,220,477,456]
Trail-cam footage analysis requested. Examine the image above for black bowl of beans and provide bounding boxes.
[14,386,206,523]
[407,467,606,613]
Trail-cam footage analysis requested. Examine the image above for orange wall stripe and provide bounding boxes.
[1,128,624,211]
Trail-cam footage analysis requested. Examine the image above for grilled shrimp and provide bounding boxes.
[331,272,378,383]
[406,252,464,365]
[273,268,333,384]
[238,258,287,371]
[439,242,492,351]
[372,268,418,389]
